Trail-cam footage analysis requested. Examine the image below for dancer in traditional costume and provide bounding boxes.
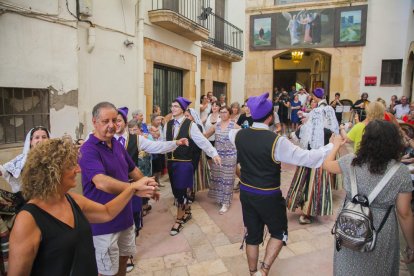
[205,106,239,214]
[286,88,339,224]
[229,92,337,276]
[164,97,221,236]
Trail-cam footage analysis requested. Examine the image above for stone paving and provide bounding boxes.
[130,163,413,276]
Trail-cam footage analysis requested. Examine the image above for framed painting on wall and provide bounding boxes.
[275,8,335,49]
[250,14,276,50]
[334,5,368,47]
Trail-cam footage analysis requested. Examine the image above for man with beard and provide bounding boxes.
[229,92,337,276]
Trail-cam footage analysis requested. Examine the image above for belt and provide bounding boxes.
[240,182,281,195]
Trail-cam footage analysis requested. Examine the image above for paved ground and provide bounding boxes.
[129,161,413,276]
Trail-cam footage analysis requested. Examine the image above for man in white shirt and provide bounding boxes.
[164,97,221,236]
[393,96,410,119]
[296,88,309,108]
[229,92,340,276]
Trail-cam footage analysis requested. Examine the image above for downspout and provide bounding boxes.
[137,0,145,111]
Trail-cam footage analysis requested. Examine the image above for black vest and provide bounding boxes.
[125,134,139,165]
[166,118,193,161]
[235,128,281,189]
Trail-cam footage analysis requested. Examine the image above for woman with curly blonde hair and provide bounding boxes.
[8,138,158,276]
[340,101,385,152]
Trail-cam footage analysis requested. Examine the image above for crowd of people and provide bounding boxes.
[0,89,413,275]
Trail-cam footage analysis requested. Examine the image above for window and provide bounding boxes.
[0,87,50,145]
[381,59,403,85]
[153,65,183,116]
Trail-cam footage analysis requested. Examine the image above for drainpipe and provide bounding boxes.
[87,26,95,53]
[137,0,145,112]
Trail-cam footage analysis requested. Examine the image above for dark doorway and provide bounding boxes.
[274,69,311,92]
[153,64,183,116]
[213,81,227,101]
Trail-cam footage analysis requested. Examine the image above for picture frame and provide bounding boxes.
[250,14,276,51]
[275,8,335,49]
[334,5,368,47]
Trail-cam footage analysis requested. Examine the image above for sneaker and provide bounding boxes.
[299,215,312,224]
[219,204,229,215]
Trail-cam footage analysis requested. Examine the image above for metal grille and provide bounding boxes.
[0,87,50,145]
[153,65,183,116]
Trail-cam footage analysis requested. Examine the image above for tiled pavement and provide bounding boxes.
[130,163,413,276]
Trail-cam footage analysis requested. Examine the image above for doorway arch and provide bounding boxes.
[272,49,331,100]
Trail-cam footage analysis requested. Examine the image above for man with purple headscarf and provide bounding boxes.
[228,92,337,276]
[164,97,221,236]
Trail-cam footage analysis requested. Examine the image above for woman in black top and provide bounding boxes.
[8,139,159,276]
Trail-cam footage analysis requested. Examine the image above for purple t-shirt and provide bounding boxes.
[79,134,136,236]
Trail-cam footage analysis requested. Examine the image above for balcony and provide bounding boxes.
[149,0,209,42]
[200,10,244,62]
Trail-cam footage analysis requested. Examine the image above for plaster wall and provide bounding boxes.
[200,55,232,102]
[360,0,413,104]
[227,0,246,104]
[0,2,79,140]
[0,0,141,139]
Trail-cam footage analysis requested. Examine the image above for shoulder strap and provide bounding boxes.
[368,163,400,203]
[65,194,79,276]
[349,166,358,198]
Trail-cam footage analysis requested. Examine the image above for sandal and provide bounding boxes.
[126,255,134,273]
[256,262,270,276]
[170,219,184,236]
[142,205,152,217]
[182,208,192,224]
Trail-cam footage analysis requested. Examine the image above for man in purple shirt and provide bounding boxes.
[79,102,159,276]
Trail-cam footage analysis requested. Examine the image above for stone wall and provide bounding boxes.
[144,38,197,119]
[200,55,233,103]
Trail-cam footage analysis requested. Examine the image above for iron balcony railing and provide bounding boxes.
[201,10,243,57]
[151,0,210,27]
[151,0,243,57]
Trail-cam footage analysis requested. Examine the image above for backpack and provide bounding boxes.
[332,163,400,252]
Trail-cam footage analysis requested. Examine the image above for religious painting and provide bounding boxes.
[334,5,367,47]
[275,8,334,49]
[250,14,276,50]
